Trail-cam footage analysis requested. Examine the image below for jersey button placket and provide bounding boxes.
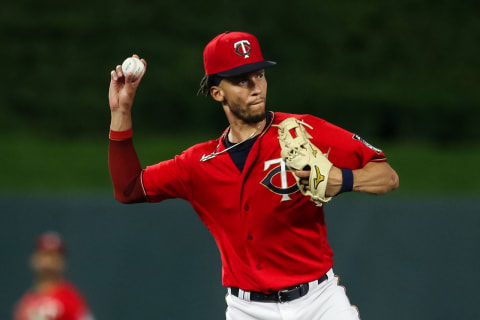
[243,201,255,268]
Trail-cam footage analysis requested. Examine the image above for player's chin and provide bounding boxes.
[245,108,266,123]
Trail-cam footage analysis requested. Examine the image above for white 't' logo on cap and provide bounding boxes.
[234,40,251,59]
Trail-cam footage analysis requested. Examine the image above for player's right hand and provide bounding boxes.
[294,167,342,196]
[108,54,147,114]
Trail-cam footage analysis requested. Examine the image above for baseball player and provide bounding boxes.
[13,232,94,320]
[108,31,399,320]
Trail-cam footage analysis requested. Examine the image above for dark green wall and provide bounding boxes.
[1,195,478,319]
[2,0,480,142]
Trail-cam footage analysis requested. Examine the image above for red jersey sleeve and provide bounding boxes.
[142,151,192,202]
[303,114,386,169]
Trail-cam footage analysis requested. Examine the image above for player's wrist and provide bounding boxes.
[325,166,342,197]
[110,108,132,118]
[110,110,133,133]
[337,168,354,195]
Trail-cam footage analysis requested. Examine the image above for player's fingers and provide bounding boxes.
[131,54,147,63]
[124,72,134,83]
[115,65,123,78]
[111,70,118,81]
[300,178,309,185]
[294,170,310,178]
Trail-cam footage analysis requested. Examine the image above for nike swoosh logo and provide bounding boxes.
[314,165,325,189]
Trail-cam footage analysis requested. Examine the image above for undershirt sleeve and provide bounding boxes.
[108,139,147,203]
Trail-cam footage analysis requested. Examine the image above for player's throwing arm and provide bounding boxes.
[107,55,148,204]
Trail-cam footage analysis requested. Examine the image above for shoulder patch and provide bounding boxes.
[352,134,382,154]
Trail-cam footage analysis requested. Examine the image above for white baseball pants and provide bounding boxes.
[225,269,360,320]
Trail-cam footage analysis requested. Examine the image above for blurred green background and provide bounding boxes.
[1,0,479,319]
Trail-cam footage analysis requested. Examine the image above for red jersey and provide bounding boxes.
[141,111,386,293]
[14,281,93,320]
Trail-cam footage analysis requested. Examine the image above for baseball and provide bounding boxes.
[121,57,144,80]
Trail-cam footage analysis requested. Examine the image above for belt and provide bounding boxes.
[230,274,328,303]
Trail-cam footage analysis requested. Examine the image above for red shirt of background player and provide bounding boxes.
[14,281,91,320]
[13,232,93,320]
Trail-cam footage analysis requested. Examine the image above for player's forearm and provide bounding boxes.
[351,162,399,195]
[108,138,146,203]
[110,110,132,131]
[327,162,399,196]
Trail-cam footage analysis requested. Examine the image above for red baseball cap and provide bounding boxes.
[203,31,276,77]
[35,232,66,255]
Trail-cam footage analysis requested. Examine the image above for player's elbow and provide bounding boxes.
[381,168,399,194]
[369,168,399,195]
[113,190,137,204]
[113,187,147,204]
[114,192,130,204]
[391,170,400,190]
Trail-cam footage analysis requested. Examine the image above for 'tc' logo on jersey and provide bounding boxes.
[261,158,299,201]
[234,40,251,58]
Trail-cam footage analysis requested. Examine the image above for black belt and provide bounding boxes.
[230,274,328,303]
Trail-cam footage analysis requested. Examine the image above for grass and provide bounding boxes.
[0,134,206,194]
[382,142,480,197]
[1,134,479,196]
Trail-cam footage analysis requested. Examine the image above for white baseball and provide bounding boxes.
[121,57,144,80]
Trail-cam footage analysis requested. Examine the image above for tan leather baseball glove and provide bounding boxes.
[276,117,332,206]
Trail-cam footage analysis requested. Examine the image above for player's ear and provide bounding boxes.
[210,86,224,102]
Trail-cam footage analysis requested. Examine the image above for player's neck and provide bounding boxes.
[34,275,63,293]
[224,107,266,143]
[227,118,265,143]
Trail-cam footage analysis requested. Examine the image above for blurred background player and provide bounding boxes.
[13,232,94,320]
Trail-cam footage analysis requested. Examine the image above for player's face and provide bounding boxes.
[31,250,65,279]
[217,69,267,124]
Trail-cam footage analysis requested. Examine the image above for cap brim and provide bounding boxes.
[217,61,276,77]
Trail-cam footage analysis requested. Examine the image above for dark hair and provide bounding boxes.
[197,74,223,96]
